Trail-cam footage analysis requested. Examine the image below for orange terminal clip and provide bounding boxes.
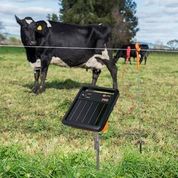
[102,122,109,133]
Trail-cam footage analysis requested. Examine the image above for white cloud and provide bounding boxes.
[163,7,178,15]
[136,0,178,44]
[158,0,178,4]
[0,0,59,35]
[0,4,55,16]
[142,0,159,6]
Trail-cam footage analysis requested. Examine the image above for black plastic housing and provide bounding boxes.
[62,86,119,132]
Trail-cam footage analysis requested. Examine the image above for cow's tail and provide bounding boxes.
[105,29,119,64]
[106,27,121,64]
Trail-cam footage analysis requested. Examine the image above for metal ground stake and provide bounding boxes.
[94,132,100,170]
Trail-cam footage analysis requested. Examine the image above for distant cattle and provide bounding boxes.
[115,43,149,65]
[15,15,118,94]
[140,44,149,64]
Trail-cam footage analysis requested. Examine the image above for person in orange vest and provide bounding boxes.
[135,42,141,52]
[135,42,141,68]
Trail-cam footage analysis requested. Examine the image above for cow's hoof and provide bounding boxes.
[32,86,39,94]
[38,86,46,94]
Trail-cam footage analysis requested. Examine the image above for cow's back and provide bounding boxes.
[48,22,111,47]
[37,22,112,67]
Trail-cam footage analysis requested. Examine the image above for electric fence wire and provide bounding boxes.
[1,44,178,53]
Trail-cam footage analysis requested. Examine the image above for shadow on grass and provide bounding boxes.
[23,79,89,90]
[171,70,178,74]
[46,79,89,89]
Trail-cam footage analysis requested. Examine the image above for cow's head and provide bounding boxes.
[15,15,51,46]
[15,15,37,46]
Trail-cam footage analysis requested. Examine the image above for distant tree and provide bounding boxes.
[167,39,178,50]
[47,13,59,22]
[0,22,6,43]
[59,0,113,24]
[46,14,51,21]
[112,0,139,46]
[8,37,21,45]
[0,33,6,42]
[58,0,139,46]
[0,21,4,31]
[154,40,164,49]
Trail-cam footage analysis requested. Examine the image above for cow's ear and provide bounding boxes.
[36,23,48,36]
[15,15,22,25]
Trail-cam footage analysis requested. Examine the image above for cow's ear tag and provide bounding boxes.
[37,25,42,31]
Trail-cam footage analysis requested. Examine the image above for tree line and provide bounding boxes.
[47,0,139,46]
[47,0,178,49]
[0,22,21,45]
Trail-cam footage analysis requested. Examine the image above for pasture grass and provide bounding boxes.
[0,47,178,177]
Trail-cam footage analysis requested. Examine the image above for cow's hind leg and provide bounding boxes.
[129,57,132,65]
[106,62,118,90]
[140,57,143,65]
[92,69,101,86]
[144,57,147,65]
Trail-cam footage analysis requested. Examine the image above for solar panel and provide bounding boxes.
[62,86,119,132]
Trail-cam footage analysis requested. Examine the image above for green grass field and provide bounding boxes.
[0,47,178,178]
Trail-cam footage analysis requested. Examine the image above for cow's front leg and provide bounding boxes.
[31,59,41,94]
[39,59,49,93]
[32,69,40,94]
[92,69,101,86]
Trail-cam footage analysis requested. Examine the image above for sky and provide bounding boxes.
[0,0,178,45]
[136,0,178,45]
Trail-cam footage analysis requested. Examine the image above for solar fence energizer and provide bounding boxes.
[62,85,119,169]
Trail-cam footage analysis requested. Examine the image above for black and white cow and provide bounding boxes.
[115,43,149,65]
[140,44,149,65]
[15,16,118,94]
